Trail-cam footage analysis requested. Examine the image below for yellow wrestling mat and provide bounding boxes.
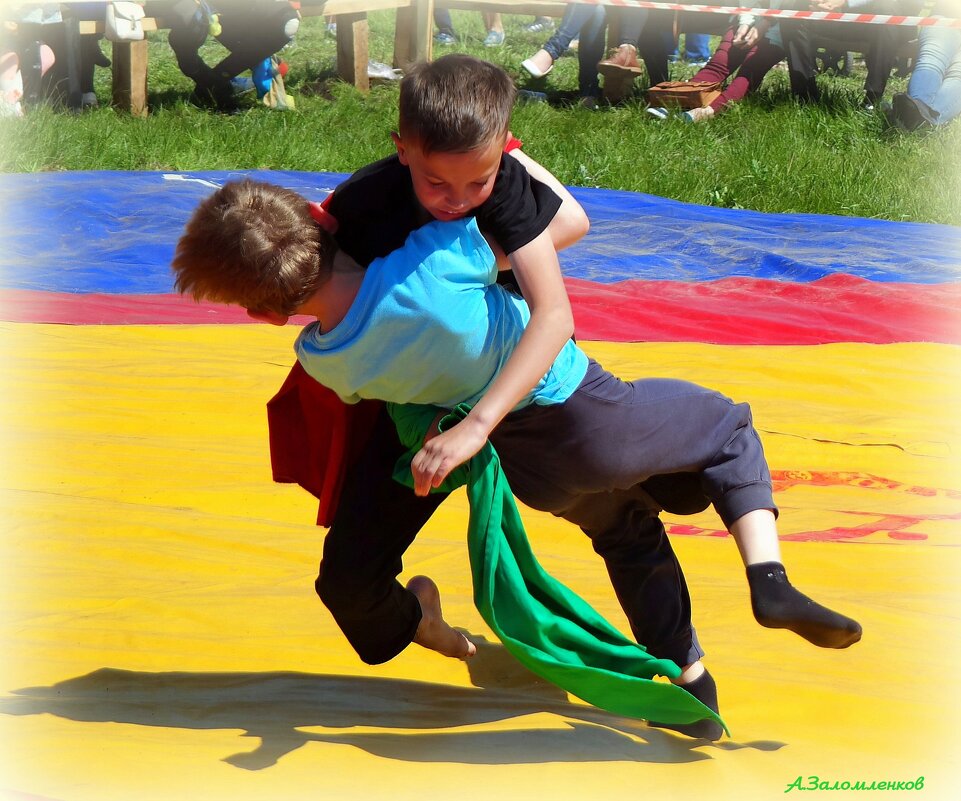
[1,323,959,801]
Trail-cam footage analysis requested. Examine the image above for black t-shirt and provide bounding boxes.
[326,153,562,270]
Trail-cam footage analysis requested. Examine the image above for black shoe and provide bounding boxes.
[190,80,240,113]
[892,93,931,132]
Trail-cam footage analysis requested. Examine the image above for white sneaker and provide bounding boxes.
[682,105,715,123]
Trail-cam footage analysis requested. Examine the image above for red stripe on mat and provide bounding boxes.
[566,274,961,344]
[3,273,960,344]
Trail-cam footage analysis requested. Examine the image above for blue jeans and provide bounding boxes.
[542,3,601,61]
[907,19,961,126]
[670,32,711,62]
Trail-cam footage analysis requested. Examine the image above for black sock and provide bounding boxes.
[747,561,861,649]
[648,669,724,741]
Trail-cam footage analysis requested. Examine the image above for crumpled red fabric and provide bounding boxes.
[266,361,380,526]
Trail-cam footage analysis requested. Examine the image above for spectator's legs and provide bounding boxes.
[212,4,299,83]
[780,16,821,101]
[705,40,786,113]
[483,12,505,46]
[596,8,648,101]
[543,3,600,61]
[691,25,741,87]
[525,3,603,79]
[637,11,673,86]
[576,5,607,99]
[930,49,961,124]
[684,32,712,63]
[862,3,900,106]
[906,23,961,125]
[434,7,456,40]
[167,12,218,87]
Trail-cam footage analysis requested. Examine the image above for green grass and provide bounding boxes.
[2,12,959,224]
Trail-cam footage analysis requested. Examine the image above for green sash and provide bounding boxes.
[390,403,727,732]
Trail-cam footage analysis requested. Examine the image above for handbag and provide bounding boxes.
[105,1,146,42]
[647,80,722,109]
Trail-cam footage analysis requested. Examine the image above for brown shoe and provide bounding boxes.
[597,44,644,76]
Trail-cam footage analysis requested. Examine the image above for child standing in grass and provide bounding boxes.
[173,56,861,740]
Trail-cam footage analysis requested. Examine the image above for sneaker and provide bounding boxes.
[517,89,548,103]
[682,105,715,123]
[578,95,600,111]
[434,31,456,45]
[368,60,402,81]
[524,17,555,33]
[80,91,99,108]
[231,76,255,94]
[484,29,505,47]
[645,105,670,120]
[0,96,24,118]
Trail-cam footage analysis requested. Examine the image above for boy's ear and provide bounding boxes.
[246,308,290,326]
[391,131,409,165]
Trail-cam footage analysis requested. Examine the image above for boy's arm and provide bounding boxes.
[506,148,590,252]
[410,229,574,496]
[485,147,589,270]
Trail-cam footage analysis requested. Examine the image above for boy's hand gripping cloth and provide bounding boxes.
[389,403,728,733]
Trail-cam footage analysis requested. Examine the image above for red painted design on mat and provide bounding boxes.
[665,470,961,543]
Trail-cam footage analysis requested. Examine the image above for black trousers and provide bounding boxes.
[316,361,775,667]
[153,0,298,89]
[778,0,904,102]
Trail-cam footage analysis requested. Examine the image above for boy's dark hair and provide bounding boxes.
[172,179,334,316]
[398,54,515,153]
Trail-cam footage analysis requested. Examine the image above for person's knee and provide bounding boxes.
[588,511,668,560]
[315,558,361,614]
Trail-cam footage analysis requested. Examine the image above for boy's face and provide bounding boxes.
[393,132,505,222]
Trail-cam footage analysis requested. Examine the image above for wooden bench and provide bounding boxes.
[61,0,435,115]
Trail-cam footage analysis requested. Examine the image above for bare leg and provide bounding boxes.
[407,576,476,659]
[731,510,862,648]
[729,508,782,566]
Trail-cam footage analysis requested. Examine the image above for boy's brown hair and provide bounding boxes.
[398,54,515,154]
[172,179,333,316]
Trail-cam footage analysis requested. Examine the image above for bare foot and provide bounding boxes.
[406,575,476,660]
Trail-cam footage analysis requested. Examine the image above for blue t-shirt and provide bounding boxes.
[295,217,588,410]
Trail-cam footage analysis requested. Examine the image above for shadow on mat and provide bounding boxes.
[0,635,783,770]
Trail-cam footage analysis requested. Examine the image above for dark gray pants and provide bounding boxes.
[489,360,775,665]
[318,360,775,667]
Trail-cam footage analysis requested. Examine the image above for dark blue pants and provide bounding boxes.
[318,360,775,667]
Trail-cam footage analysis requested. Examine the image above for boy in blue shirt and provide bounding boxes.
[174,172,862,740]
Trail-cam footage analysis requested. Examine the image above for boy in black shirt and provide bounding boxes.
[312,54,589,667]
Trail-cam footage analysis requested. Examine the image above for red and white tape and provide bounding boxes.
[570,2,961,27]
